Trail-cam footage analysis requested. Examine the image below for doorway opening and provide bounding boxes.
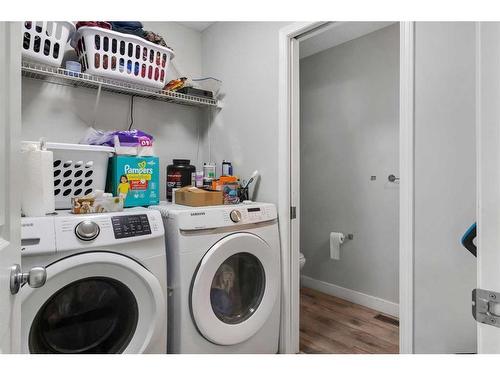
[279,21,410,354]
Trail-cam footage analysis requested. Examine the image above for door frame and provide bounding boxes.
[475,21,500,353]
[278,21,415,354]
[0,21,22,354]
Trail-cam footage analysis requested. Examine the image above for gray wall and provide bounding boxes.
[299,24,400,304]
[413,22,477,354]
[22,23,208,202]
[201,22,289,203]
[142,22,203,79]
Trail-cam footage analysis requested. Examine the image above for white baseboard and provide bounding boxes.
[300,275,399,318]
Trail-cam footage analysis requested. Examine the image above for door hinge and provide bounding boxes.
[472,288,500,328]
[290,206,297,220]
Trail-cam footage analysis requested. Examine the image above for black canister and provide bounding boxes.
[166,159,196,202]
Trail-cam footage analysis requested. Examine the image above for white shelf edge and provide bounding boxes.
[21,60,219,108]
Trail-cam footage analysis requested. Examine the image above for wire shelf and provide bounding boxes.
[21,61,219,108]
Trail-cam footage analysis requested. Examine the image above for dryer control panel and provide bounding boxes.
[172,203,277,231]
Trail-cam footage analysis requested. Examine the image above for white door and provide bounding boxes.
[0,22,22,354]
[476,22,500,353]
[191,233,280,345]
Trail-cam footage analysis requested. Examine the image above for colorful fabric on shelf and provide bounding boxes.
[73,21,173,68]
[143,31,169,48]
[75,21,112,30]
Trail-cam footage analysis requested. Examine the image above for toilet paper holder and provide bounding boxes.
[330,232,354,261]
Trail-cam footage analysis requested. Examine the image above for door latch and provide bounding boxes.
[388,174,400,183]
[472,288,500,328]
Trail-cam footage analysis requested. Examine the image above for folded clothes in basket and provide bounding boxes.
[143,31,169,48]
[81,128,155,156]
[108,21,172,49]
[109,21,145,38]
[74,21,173,53]
[76,21,112,30]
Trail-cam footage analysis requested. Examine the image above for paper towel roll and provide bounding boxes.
[21,143,55,217]
[330,232,345,260]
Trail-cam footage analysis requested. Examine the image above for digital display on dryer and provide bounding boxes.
[111,215,151,239]
[247,207,261,212]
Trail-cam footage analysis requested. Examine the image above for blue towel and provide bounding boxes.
[109,21,143,30]
[109,22,145,38]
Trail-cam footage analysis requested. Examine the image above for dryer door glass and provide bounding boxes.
[210,252,265,324]
[28,277,139,354]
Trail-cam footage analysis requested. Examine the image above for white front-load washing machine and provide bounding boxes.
[150,202,281,354]
[20,209,167,354]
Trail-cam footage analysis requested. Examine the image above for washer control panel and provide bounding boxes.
[111,214,152,239]
[54,210,164,252]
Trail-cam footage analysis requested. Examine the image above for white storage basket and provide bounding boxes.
[22,21,75,67]
[22,142,114,209]
[73,27,175,89]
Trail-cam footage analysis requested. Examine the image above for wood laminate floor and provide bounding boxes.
[300,287,399,354]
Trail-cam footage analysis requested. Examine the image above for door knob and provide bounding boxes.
[388,174,400,183]
[10,264,47,295]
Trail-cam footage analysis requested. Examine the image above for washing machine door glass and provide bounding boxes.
[21,252,165,354]
[191,233,280,346]
[210,252,265,324]
[29,277,138,354]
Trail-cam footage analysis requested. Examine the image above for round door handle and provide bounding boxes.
[10,264,47,295]
[388,174,400,183]
[28,267,47,288]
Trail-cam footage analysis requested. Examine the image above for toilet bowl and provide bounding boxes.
[299,252,306,270]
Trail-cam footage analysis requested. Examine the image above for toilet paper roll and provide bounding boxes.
[21,143,55,217]
[330,232,345,260]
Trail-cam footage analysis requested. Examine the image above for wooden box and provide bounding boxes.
[175,187,223,207]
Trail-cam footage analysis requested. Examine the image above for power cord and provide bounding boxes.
[128,95,135,130]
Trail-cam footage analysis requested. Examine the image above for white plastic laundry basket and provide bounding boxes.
[73,27,175,89]
[22,21,75,67]
[22,142,114,209]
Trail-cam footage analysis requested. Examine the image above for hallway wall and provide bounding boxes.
[300,24,400,306]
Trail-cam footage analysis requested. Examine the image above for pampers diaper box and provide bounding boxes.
[107,156,160,207]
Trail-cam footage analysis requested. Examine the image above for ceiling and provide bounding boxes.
[177,22,214,32]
